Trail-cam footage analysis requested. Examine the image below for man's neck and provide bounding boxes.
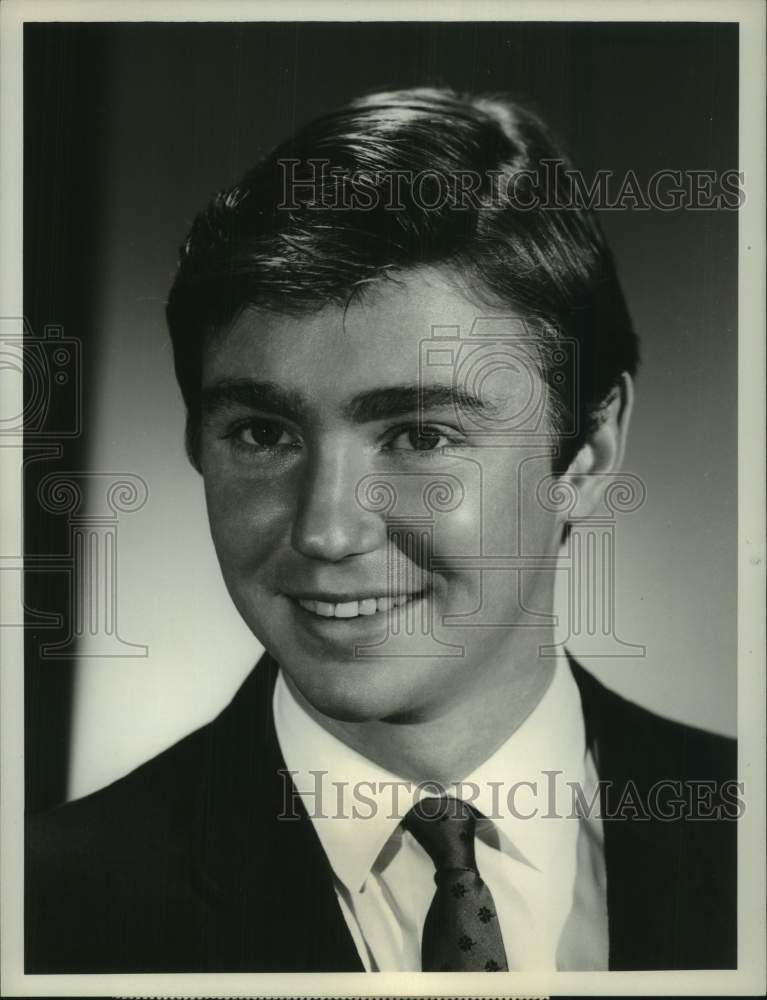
[284,634,559,785]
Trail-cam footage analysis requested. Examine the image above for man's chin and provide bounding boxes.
[277,655,434,726]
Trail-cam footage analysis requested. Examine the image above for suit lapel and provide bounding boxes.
[569,657,681,970]
[189,654,364,971]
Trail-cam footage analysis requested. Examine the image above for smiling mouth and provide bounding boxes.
[294,593,426,619]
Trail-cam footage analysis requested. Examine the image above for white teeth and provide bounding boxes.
[334,601,359,618]
[297,593,424,618]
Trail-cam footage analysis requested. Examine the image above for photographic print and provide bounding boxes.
[1,1,764,996]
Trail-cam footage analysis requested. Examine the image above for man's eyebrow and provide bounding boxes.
[200,380,501,424]
[201,380,306,421]
[343,384,500,423]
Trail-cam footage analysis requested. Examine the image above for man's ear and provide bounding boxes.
[562,373,634,519]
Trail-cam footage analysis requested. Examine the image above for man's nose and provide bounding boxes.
[291,445,385,562]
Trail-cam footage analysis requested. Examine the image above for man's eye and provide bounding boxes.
[234,419,298,449]
[389,426,451,452]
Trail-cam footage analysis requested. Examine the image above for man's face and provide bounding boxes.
[198,269,565,724]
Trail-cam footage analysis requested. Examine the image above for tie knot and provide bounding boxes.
[404,797,478,874]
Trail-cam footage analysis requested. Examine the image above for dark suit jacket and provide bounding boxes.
[26,655,738,973]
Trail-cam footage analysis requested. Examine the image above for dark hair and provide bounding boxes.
[166,87,639,469]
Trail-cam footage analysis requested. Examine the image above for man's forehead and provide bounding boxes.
[200,269,542,422]
[204,267,525,358]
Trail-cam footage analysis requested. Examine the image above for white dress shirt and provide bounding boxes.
[273,655,608,971]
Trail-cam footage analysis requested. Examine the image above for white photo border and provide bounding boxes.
[1,1,764,996]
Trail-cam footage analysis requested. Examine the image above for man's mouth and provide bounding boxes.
[293,592,426,619]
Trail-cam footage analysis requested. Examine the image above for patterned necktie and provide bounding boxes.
[404,796,509,972]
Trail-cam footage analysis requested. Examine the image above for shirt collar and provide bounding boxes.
[274,672,407,892]
[461,655,586,874]
[273,651,585,894]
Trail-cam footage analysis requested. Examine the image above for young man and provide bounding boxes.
[27,88,737,973]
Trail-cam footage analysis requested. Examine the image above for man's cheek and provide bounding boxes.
[433,503,483,559]
[212,501,274,561]
[203,482,259,568]
[508,453,559,553]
